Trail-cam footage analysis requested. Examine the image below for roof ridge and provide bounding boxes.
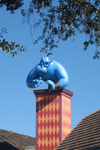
[82,109,100,119]
[72,109,100,131]
[0,128,34,138]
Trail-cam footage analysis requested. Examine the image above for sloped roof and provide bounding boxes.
[55,109,100,150]
[0,129,36,150]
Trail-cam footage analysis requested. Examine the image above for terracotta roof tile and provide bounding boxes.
[55,109,100,150]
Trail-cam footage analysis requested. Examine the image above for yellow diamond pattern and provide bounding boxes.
[49,114,52,123]
[38,126,41,136]
[42,137,44,146]
[56,113,60,123]
[38,124,60,136]
[42,114,45,124]
[49,102,52,112]
[41,126,44,135]
[49,125,52,135]
[53,126,55,134]
[38,135,60,148]
[53,102,55,111]
[45,126,48,135]
[56,137,59,145]
[38,110,60,125]
[37,94,71,149]
[45,114,48,123]
[53,137,55,146]
[45,137,48,147]
[56,125,59,135]
[38,136,60,148]
[38,115,41,124]
[37,94,60,149]
[49,137,52,147]
[38,138,41,148]
[53,114,55,123]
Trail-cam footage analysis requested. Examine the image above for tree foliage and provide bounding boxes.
[0,27,26,56]
[0,0,23,13]
[0,0,26,56]
[0,0,100,58]
[22,0,100,59]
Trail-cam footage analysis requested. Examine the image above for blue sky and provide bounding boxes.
[0,1,100,137]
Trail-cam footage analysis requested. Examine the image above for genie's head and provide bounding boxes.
[36,53,52,74]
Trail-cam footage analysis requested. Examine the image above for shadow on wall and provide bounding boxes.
[0,142,20,150]
[36,95,58,112]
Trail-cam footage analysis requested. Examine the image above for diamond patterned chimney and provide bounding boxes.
[34,89,73,150]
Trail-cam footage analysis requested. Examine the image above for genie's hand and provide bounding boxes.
[46,80,55,92]
[32,77,43,88]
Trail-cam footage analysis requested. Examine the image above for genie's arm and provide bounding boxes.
[26,66,37,88]
[26,66,42,88]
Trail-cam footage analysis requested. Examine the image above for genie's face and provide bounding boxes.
[36,57,51,74]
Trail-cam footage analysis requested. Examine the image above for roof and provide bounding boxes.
[55,109,100,150]
[0,129,36,150]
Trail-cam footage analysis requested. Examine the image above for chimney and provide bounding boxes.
[34,88,73,150]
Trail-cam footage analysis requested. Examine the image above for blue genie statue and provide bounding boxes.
[26,53,69,92]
